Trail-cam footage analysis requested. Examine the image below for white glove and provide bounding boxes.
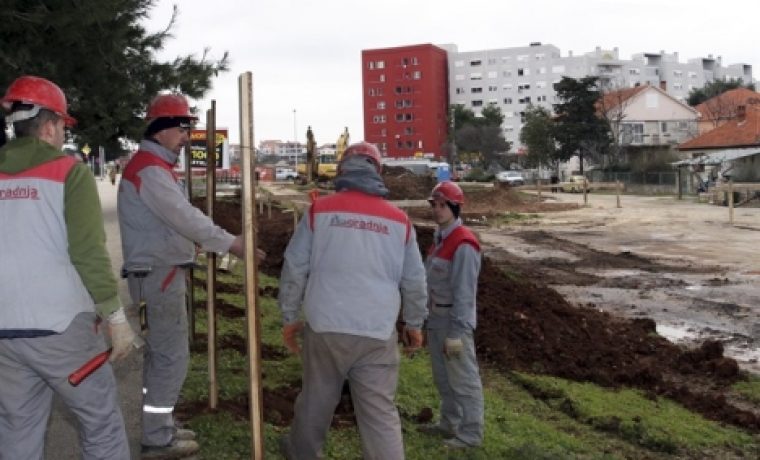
[444,338,464,359]
[107,308,139,362]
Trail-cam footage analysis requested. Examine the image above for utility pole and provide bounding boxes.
[293,109,298,170]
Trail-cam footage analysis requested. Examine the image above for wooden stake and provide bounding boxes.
[239,72,265,459]
[184,139,195,347]
[537,179,542,201]
[728,179,734,225]
[205,102,219,410]
[616,181,621,208]
[583,177,588,206]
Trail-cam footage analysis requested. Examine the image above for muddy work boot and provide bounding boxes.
[417,423,455,439]
[141,438,200,459]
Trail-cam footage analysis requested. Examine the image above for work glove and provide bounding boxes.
[444,338,464,359]
[107,308,140,362]
[282,321,304,354]
[402,327,423,355]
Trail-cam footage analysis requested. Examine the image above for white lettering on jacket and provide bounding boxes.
[329,214,389,234]
[0,185,39,200]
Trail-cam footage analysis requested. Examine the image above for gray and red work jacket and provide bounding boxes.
[425,218,481,339]
[118,139,234,273]
[278,189,428,340]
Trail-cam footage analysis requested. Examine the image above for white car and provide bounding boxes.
[495,170,525,186]
[275,167,298,181]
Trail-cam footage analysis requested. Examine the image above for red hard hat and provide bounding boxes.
[146,94,197,121]
[429,181,464,205]
[340,141,382,173]
[2,76,77,127]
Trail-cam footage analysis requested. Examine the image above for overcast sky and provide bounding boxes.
[144,0,759,146]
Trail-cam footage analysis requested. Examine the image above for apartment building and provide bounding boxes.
[447,43,754,150]
[362,44,449,159]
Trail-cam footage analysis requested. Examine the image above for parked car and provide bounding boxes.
[275,167,298,181]
[562,175,588,193]
[495,170,525,186]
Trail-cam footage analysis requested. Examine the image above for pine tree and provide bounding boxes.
[0,1,228,156]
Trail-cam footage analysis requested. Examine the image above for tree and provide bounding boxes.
[596,83,639,168]
[519,105,558,170]
[687,78,755,106]
[553,76,611,174]
[449,103,510,168]
[0,1,229,156]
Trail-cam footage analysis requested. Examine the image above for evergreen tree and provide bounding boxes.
[449,103,510,168]
[553,76,611,174]
[0,1,228,156]
[519,104,558,170]
[687,78,755,106]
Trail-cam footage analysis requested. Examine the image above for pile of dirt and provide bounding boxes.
[382,165,437,200]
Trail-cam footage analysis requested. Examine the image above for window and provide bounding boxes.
[472,100,483,107]
[621,123,644,144]
[376,101,385,109]
[504,97,513,104]
[404,127,414,135]
[470,73,482,80]
[518,68,525,76]
[411,57,419,65]
[502,70,512,77]
[401,58,409,66]
[538,67,547,74]
[455,74,465,81]
[405,141,414,149]
[395,113,404,122]
[455,87,465,94]
[688,71,697,78]
[535,53,546,60]
[673,70,683,77]
[395,86,402,94]
[487,58,496,65]
[470,59,482,66]
[471,87,483,93]
[380,128,387,136]
[376,61,385,69]
[454,60,464,67]
[501,56,511,63]
[488,85,498,92]
[487,71,498,79]
[551,65,565,73]
[517,54,529,62]
[518,96,531,104]
[502,83,513,90]
[661,122,668,133]
[537,95,547,102]
[405,113,413,121]
[536,81,547,88]
[412,71,422,80]
[369,88,376,96]
[379,74,385,82]
[368,61,375,70]
[518,83,531,92]
[372,115,386,123]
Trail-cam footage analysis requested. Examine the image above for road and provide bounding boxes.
[479,191,760,373]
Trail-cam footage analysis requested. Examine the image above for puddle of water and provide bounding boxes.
[578,269,647,278]
[656,324,695,341]
[685,285,702,291]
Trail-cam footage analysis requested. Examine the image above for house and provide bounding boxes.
[694,87,760,135]
[598,84,699,149]
[677,105,760,183]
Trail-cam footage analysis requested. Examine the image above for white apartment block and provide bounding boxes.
[446,42,754,150]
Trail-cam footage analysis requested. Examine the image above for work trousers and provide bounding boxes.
[283,325,404,460]
[0,312,129,460]
[427,328,484,446]
[127,265,189,447]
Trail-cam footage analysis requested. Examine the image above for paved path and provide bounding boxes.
[45,176,144,459]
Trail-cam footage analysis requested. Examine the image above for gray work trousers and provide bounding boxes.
[427,328,484,446]
[0,312,129,460]
[283,325,404,460]
[127,265,189,447]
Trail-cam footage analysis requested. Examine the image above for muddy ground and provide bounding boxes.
[188,179,760,434]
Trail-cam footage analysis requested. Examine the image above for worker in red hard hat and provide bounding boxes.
[118,93,254,459]
[278,141,428,460]
[0,75,134,458]
[419,181,484,449]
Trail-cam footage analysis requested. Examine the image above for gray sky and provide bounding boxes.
[145,0,759,146]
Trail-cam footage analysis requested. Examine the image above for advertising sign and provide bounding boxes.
[190,129,228,169]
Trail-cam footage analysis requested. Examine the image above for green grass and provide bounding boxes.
[179,262,760,459]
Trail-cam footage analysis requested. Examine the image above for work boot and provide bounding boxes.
[443,437,476,449]
[174,428,196,441]
[417,423,455,439]
[141,438,200,459]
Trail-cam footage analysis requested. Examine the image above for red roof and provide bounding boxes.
[679,105,760,150]
[694,88,760,122]
[596,85,648,113]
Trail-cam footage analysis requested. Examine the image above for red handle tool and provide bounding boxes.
[68,348,112,386]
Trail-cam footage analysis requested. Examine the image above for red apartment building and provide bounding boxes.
[362,44,449,159]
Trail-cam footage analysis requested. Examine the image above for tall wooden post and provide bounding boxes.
[239,72,265,459]
[728,179,734,225]
[205,102,219,409]
[185,139,195,347]
[616,181,622,208]
[583,177,589,206]
[677,167,683,200]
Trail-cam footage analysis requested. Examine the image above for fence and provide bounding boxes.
[588,171,678,194]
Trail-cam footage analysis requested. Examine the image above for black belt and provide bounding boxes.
[435,303,452,308]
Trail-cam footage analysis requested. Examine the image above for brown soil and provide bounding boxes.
[188,182,760,433]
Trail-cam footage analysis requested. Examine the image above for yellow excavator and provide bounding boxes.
[297,127,349,181]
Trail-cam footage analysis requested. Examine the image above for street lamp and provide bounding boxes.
[293,109,298,170]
